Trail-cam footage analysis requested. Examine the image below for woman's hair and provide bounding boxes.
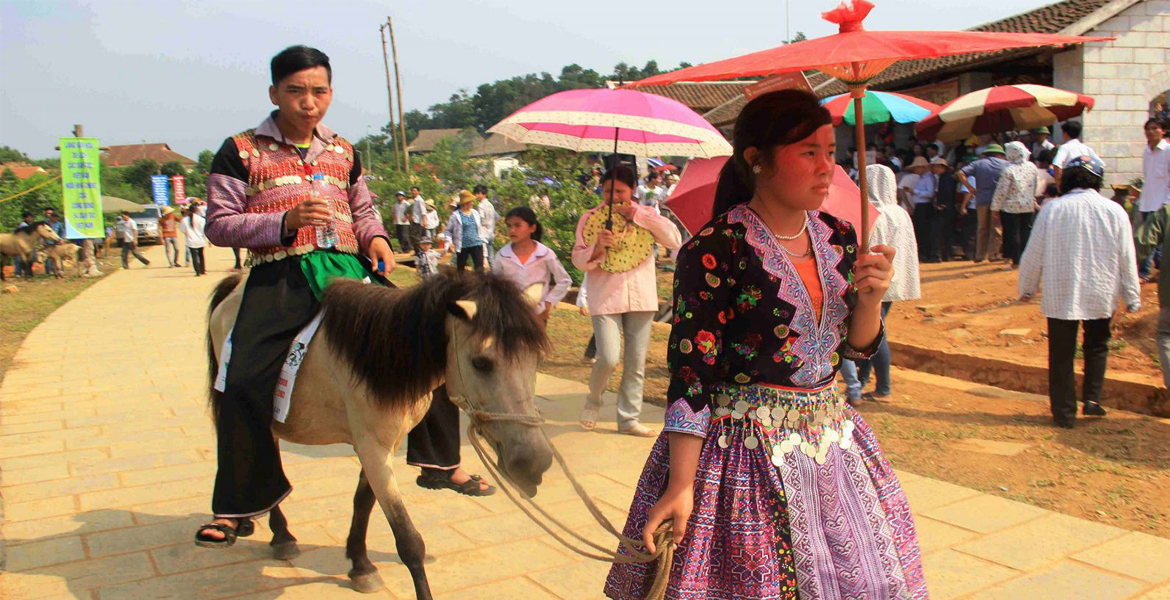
[600,165,637,190]
[504,206,543,242]
[712,89,833,216]
[1059,165,1103,194]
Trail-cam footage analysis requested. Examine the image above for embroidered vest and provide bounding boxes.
[230,129,361,264]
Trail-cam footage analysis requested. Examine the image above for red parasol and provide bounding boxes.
[628,0,1111,252]
[667,158,877,239]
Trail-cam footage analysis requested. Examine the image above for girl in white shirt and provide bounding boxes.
[491,206,571,326]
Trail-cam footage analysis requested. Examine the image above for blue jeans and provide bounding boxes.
[840,301,893,400]
[1140,211,1162,279]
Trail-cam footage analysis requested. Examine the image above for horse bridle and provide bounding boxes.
[441,314,678,600]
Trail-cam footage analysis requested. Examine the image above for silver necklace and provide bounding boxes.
[773,214,808,241]
[778,242,812,258]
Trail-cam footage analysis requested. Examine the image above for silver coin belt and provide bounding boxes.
[711,383,854,466]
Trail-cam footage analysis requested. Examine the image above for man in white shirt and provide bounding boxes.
[473,184,499,261]
[634,172,667,214]
[116,211,151,269]
[393,190,412,253]
[1030,126,1056,158]
[1051,120,1101,185]
[1017,156,1140,429]
[1138,117,1170,281]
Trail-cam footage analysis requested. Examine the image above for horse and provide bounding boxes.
[207,270,554,598]
[0,222,62,280]
[38,242,81,278]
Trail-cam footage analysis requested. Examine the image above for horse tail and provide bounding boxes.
[207,274,243,419]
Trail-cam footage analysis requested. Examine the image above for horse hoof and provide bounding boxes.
[349,572,385,594]
[272,541,301,560]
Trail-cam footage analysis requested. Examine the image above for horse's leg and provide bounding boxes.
[345,470,383,593]
[269,504,300,560]
[352,439,432,600]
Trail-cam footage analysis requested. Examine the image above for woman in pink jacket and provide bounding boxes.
[573,165,682,436]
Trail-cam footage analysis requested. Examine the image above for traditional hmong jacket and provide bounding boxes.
[662,204,881,438]
[206,113,388,264]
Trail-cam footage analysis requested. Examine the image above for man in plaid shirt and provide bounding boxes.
[1018,155,1141,429]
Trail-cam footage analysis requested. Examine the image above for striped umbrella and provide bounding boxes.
[916,84,1095,142]
[820,91,939,126]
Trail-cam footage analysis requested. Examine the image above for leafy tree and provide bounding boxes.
[786,31,808,44]
[159,161,187,178]
[119,159,160,196]
[0,170,63,231]
[0,146,31,163]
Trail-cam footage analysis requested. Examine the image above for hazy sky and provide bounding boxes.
[2,0,1059,160]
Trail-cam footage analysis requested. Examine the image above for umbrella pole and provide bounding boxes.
[606,126,619,231]
[851,84,870,254]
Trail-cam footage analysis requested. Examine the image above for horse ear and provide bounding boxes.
[449,300,478,321]
[522,283,543,307]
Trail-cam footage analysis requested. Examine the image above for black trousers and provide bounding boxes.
[959,209,978,259]
[456,245,484,272]
[396,224,413,253]
[1047,317,1111,424]
[190,247,206,275]
[933,207,957,261]
[213,258,317,517]
[911,203,935,260]
[231,247,242,270]
[406,386,462,471]
[1000,212,1033,266]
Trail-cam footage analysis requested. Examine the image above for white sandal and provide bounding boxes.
[619,423,657,438]
[580,408,599,431]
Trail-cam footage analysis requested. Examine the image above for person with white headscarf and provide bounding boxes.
[840,164,921,403]
[991,141,1040,268]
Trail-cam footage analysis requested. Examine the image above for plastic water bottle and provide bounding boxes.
[311,172,337,249]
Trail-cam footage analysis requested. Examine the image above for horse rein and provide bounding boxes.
[444,319,677,600]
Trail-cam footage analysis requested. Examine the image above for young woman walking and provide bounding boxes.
[604,90,928,600]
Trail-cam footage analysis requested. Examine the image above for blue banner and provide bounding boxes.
[151,174,169,206]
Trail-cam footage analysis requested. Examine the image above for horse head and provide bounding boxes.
[35,222,62,243]
[442,275,554,498]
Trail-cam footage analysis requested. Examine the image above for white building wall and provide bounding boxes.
[1077,0,1170,187]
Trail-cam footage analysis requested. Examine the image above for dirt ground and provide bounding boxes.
[894,261,1162,383]
[542,307,1170,538]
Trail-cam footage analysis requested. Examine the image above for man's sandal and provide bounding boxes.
[416,471,497,497]
[194,518,255,549]
[580,408,599,431]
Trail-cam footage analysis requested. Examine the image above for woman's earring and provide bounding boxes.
[752,164,762,174]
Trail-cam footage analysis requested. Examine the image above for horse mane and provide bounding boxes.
[321,270,550,409]
[13,222,42,236]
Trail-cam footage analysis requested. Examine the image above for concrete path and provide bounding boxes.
[2,244,1168,600]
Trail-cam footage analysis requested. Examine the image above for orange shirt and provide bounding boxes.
[792,256,823,323]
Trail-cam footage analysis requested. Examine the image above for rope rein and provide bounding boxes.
[445,323,676,600]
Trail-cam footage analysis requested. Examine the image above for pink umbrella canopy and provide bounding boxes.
[667,158,877,237]
[487,88,732,158]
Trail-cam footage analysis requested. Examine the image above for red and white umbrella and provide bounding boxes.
[487,88,732,158]
[916,84,1095,142]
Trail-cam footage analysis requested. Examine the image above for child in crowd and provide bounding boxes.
[415,235,444,278]
[491,206,571,325]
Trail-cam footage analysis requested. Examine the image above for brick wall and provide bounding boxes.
[1074,0,1170,187]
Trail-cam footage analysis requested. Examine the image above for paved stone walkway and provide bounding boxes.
[2,244,1168,600]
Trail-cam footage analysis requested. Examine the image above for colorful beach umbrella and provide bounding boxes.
[915,84,1095,142]
[627,0,1110,252]
[820,91,939,126]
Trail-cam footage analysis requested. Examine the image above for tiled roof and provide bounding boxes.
[469,133,527,157]
[703,71,835,127]
[633,81,755,112]
[702,0,1121,125]
[0,165,49,180]
[406,129,468,153]
[102,143,195,167]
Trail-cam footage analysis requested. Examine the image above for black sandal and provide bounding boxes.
[194,518,254,548]
[416,471,496,497]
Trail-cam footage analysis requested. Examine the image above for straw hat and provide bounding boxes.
[458,190,476,205]
[929,157,951,169]
[909,156,931,170]
[425,198,435,209]
[162,207,175,216]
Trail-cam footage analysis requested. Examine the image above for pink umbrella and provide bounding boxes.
[489,88,732,229]
[667,158,877,238]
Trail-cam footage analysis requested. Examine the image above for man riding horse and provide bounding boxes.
[198,45,493,548]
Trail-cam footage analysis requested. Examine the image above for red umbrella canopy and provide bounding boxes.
[630,0,1112,87]
[666,158,877,236]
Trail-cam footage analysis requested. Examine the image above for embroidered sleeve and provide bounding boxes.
[664,224,735,438]
[837,219,885,361]
[205,137,285,249]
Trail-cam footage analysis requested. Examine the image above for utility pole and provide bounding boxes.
[379,24,402,171]
[387,16,410,173]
